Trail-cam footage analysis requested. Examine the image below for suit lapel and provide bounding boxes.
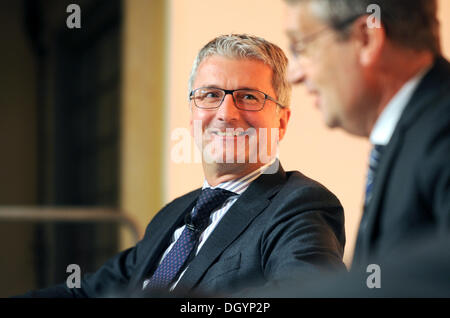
[359,129,403,261]
[358,57,450,263]
[175,166,286,291]
[127,189,201,292]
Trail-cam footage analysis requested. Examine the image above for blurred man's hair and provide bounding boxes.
[188,34,292,108]
[285,0,441,55]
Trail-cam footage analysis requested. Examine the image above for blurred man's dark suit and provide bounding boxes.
[352,56,450,271]
[248,57,450,298]
[19,163,345,297]
[250,233,450,297]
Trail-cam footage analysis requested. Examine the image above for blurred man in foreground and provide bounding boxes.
[278,0,450,296]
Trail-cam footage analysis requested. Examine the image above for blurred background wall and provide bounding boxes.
[0,0,449,297]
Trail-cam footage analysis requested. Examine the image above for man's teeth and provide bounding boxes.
[214,131,247,137]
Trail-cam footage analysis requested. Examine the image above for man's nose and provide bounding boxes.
[216,94,240,122]
[288,58,306,84]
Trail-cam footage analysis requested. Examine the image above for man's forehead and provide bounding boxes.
[194,56,275,92]
[196,56,272,76]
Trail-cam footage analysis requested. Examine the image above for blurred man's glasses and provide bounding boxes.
[290,14,362,57]
[189,87,286,111]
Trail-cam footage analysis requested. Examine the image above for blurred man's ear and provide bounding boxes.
[353,15,386,67]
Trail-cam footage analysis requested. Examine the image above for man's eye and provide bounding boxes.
[243,94,257,100]
[205,92,219,98]
[197,91,220,99]
[201,90,221,97]
[290,42,305,57]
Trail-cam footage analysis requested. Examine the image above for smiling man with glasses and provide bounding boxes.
[189,85,286,166]
[20,34,346,298]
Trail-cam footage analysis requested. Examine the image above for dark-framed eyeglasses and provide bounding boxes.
[289,14,362,57]
[189,87,286,111]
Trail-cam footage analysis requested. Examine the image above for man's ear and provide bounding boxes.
[352,15,386,67]
[278,107,291,141]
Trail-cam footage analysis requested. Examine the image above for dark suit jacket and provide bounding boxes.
[250,233,450,298]
[352,56,450,269]
[21,163,345,297]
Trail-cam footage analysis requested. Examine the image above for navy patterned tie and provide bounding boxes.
[365,144,385,206]
[144,187,234,290]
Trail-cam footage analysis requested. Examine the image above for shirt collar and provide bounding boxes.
[370,66,431,146]
[202,157,279,195]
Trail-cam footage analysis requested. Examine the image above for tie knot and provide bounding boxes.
[190,188,235,229]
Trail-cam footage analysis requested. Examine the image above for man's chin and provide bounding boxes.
[200,139,277,165]
[205,160,263,177]
[324,120,339,129]
[202,153,251,165]
[321,112,340,129]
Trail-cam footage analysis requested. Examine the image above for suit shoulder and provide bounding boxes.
[405,89,450,154]
[281,170,342,205]
[285,170,332,191]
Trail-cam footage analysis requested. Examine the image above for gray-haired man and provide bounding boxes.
[282,0,450,296]
[21,34,345,297]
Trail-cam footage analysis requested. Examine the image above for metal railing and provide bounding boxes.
[0,206,142,244]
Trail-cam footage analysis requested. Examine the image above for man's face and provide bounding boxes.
[285,2,367,135]
[190,55,290,166]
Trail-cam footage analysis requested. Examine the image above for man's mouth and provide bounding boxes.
[206,127,256,138]
[212,130,249,137]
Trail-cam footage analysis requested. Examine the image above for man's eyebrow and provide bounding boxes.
[193,85,222,90]
[237,86,261,91]
[197,85,262,91]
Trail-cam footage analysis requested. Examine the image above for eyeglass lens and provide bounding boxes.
[192,88,265,110]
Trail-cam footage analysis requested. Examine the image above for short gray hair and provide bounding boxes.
[188,34,291,108]
[285,0,441,55]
